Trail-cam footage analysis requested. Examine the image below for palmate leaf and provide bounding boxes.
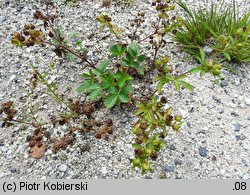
[76,80,92,93]
[106,86,119,94]
[127,43,139,58]
[137,54,146,63]
[99,59,110,72]
[110,44,126,57]
[88,83,101,90]
[121,58,130,66]
[89,88,102,101]
[122,84,133,94]
[113,72,133,88]
[105,94,119,108]
[118,91,130,103]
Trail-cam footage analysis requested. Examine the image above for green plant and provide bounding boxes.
[76,59,133,108]
[173,0,250,63]
[9,0,223,174]
[111,43,146,75]
[96,14,122,39]
[131,96,183,173]
[77,43,146,108]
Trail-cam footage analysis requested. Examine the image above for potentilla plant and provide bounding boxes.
[9,0,222,174]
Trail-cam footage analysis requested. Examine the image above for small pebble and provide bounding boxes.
[174,159,183,165]
[235,135,241,141]
[199,147,208,157]
[186,122,191,128]
[10,168,17,173]
[233,123,241,132]
[165,165,174,173]
[218,108,224,114]
[231,112,238,117]
[220,80,228,87]
[58,164,68,172]
[170,144,176,150]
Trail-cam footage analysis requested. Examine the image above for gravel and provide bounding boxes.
[220,79,229,87]
[165,165,174,173]
[0,0,249,179]
[233,123,241,132]
[198,147,208,157]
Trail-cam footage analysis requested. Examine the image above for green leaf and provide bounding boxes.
[89,88,102,100]
[132,144,144,149]
[105,94,119,108]
[199,48,205,62]
[179,80,193,91]
[176,75,187,80]
[122,84,133,94]
[88,83,101,90]
[135,66,144,75]
[110,44,126,57]
[115,73,133,88]
[76,40,82,46]
[157,79,164,94]
[165,74,174,81]
[174,80,180,92]
[223,52,231,61]
[121,58,130,66]
[76,81,91,93]
[118,91,130,103]
[101,81,111,89]
[188,67,202,73]
[130,61,140,68]
[99,59,110,72]
[127,43,139,58]
[81,73,91,79]
[107,86,119,94]
[137,54,145,63]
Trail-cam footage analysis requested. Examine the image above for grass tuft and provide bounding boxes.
[173,0,250,63]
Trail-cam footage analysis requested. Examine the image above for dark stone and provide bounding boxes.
[220,80,228,87]
[174,159,183,165]
[111,145,116,150]
[231,112,238,117]
[233,123,241,132]
[247,116,250,121]
[189,107,194,113]
[26,135,32,142]
[186,122,191,128]
[52,156,58,160]
[165,165,174,173]
[144,176,153,179]
[76,58,82,64]
[10,168,17,173]
[170,144,176,150]
[16,5,24,12]
[15,63,21,68]
[199,147,208,157]
[235,135,241,141]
